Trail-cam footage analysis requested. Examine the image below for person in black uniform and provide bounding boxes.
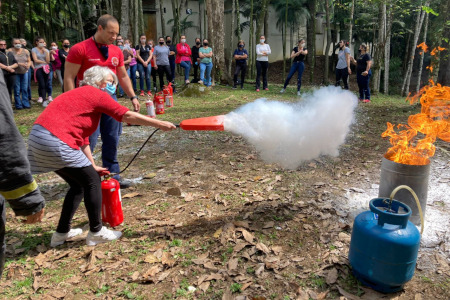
[0,40,18,100]
[232,40,248,89]
[280,39,308,96]
[191,38,201,83]
[166,36,176,86]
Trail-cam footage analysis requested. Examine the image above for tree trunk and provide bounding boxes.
[324,0,332,85]
[402,0,428,96]
[373,1,386,94]
[138,0,145,39]
[29,0,34,39]
[256,0,269,40]
[416,10,429,93]
[249,0,254,79]
[282,0,288,81]
[236,0,241,41]
[348,0,354,48]
[17,0,25,38]
[264,4,269,39]
[75,0,85,40]
[306,0,316,84]
[171,0,180,41]
[198,0,202,38]
[132,0,139,43]
[437,0,450,86]
[206,0,232,85]
[228,0,236,81]
[383,4,393,94]
[120,0,130,40]
[159,0,166,37]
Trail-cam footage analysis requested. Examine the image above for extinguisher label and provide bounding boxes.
[118,188,122,203]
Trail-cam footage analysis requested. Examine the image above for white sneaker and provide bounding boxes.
[37,97,43,103]
[42,100,49,107]
[48,96,53,102]
[198,80,203,85]
[50,228,83,247]
[86,226,122,246]
[297,91,301,96]
[280,88,285,94]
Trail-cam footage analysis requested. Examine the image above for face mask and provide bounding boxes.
[141,39,146,43]
[166,40,171,45]
[203,43,208,46]
[159,41,164,45]
[52,46,57,50]
[14,44,22,49]
[196,41,201,45]
[119,45,124,50]
[39,43,45,48]
[63,44,70,48]
[181,39,186,43]
[124,44,130,49]
[260,39,265,44]
[102,82,116,96]
[358,49,362,53]
[239,44,244,48]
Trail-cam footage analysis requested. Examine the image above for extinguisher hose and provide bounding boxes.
[116,127,161,175]
[389,185,424,234]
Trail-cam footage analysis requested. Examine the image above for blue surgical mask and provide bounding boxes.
[119,45,124,50]
[103,82,116,96]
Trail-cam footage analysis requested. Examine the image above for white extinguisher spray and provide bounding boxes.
[146,99,156,118]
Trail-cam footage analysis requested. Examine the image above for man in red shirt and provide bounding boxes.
[64,14,139,188]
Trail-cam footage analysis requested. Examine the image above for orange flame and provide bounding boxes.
[381,45,449,165]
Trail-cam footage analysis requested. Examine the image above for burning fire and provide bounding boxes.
[381,46,449,165]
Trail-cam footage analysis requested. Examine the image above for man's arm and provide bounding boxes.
[117,65,140,112]
[63,61,81,92]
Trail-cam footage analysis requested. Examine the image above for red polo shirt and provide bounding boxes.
[66,37,124,82]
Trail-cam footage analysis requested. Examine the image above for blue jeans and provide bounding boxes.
[137,63,151,92]
[129,64,137,91]
[180,61,191,81]
[357,71,371,100]
[200,62,213,87]
[14,73,30,108]
[27,67,33,100]
[89,94,122,179]
[169,59,176,81]
[283,61,305,91]
[47,69,53,97]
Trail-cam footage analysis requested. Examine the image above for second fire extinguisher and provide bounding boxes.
[101,174,124,227]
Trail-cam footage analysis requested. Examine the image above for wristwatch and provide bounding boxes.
[130,96,138,101]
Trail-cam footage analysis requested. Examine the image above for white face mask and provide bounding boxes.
[260,39,265,44]
[14,44,22,49]
[39,43,45,48]
[52,46,57,50]
[141,39,146,43]
[181,39,186,43]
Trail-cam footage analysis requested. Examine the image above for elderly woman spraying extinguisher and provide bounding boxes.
[28,66,176,247]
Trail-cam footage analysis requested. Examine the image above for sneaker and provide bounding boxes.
[48,96,53,102]
[264,88,269,91]
[147,90,152,96]
[50,228,83,247]
[362,99,371,103]
[86,226,122,246]
[297,91,301,96]
[118,178,132,189]
[185,80,190,84]
[140,90,145,96]
[37,97,43,103]
[256,89,260,92]
[42,100,49,107]
[232,86,237,90]
[198,80,203,85]
[240,86,244,89]
[280,88,285,94]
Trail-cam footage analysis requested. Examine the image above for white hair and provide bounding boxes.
[79,66,118,88]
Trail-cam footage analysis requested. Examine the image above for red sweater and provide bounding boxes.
[175,43,192,64]
[35,86,129,149]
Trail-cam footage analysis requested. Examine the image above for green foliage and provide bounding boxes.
[230,282,242,293]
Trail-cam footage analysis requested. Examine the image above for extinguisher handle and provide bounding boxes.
[98,170,110,177]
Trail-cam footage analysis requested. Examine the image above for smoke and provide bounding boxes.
[223,86,358,169]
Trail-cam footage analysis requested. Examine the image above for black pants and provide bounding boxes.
[152,67,157,91]
[3,74,15,101]
[35,68,49,98]
[256,61,269,90]
[55,166,102,233]
[157,65,172,91]
[192,62,200,83]
[233,64,247,87]
[335,68,349,90]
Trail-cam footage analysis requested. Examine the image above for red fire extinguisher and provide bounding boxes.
[163,85,173,108]
[154,92,165,115]
[167,82,173,96]
[101,173,124,227]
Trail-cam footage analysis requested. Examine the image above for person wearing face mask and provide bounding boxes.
[0,39,18,101]
[117,40,132,98]
[148,40,158,92]
[135,34,152,97]
[198,39,213,87]
[31,37,51,107]
[166,36,177,84]
[280,39,308,96]
[11,38,31,109]
[153,37,172,91]
[351,43,372,103]
[49,42,63,88]
[28,66,176,247]
[20,39,34,102]
[176,35,192,84]
[335,40,351,90]
[45,42,58,102]
[255,35,271,91]
[124,39,137,92]
[232,40,248,89]
[191,38,201,83]
[64,14,140,189]
[58,39,70,92]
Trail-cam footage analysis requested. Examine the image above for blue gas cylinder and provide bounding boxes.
[348,198,421,293]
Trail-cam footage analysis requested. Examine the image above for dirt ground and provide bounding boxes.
[1,85,449,300]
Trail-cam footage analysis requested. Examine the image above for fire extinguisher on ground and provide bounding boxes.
[101,172,124,227]
[163,85,173,108]
[154,92,165,115]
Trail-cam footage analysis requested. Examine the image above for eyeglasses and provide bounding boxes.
[0,44,6,46]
